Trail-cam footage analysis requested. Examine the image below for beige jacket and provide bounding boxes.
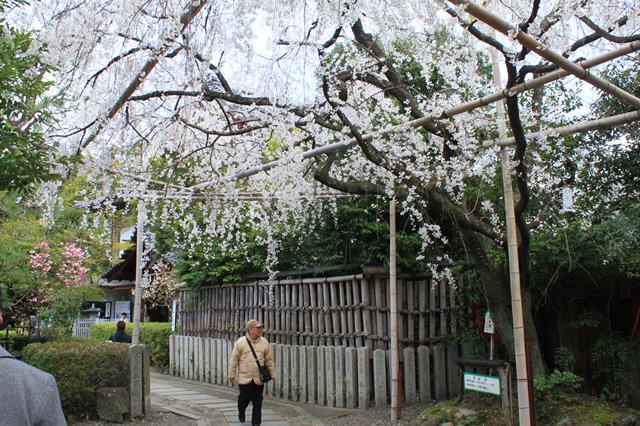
[228,335,277,385]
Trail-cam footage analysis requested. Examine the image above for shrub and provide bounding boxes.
[91,322,173,368]
[23,340,129,419]
[534,370,584,421]
[10,334,58,351]
[593,333,640,405]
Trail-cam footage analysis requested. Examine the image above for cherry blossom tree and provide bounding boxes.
[29,240,99,333]
[10,0,640,371]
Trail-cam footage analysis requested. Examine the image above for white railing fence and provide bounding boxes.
[72,319,95,338]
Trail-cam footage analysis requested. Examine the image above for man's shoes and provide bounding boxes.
[238,412,245,423]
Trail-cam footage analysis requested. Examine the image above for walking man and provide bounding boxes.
[228,319,276,425]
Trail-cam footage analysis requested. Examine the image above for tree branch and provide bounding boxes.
[579,15,640,43]
[77,0,209,152]
[444,6,508,57]
[178,116,267,136]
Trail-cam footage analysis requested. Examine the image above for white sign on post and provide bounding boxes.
[484,310,495,334]
[171,299,177,332]
[464,372,501,396]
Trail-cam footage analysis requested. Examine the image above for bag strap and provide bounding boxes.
[246,336,264,369]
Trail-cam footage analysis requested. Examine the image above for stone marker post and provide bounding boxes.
[129,344,150,418]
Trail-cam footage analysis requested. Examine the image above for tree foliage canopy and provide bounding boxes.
[6,0,640,371]
[0,0,56,192]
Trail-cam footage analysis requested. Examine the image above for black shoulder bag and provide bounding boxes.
[246,337,272,383]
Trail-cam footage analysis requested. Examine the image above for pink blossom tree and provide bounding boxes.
[29,241,100,334]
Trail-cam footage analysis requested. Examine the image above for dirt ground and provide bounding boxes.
[322,401,434,425]
[69,407,197,425]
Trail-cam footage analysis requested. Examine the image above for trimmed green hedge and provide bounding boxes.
[9,334,58,351]
[91,322,172,368]
[23,340,129,419]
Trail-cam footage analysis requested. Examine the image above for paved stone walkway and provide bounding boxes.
[150,373,357,425]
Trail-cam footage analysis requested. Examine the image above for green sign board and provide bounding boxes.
[463,372,501,396]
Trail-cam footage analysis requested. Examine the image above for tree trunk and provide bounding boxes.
[463,230,546,375]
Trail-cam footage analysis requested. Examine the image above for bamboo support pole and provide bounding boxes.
[185,41,638,189]
[389,197,400,421]
[490,46,532,425]
[487,110,640,147]
[132,200,144,344]
[448,0,640,109]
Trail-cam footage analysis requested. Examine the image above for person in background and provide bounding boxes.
[109,320,132,343]
[0,297,67,426]
[120,312,128,322]
[228,319,276,425]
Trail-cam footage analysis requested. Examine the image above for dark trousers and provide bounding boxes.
[238,380,264,425]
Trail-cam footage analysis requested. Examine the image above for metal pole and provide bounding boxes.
[389,196,400,421]
[490,49,531,425]
[132,200,145,344]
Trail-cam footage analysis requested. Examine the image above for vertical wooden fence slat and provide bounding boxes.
[284,284,290,345]
[325,346,335,407]
[254,282,259,321]
[373,349,387,408]
[292,285,299,346]
[291,345,300,401]
[345,347,357,408]
[339,281,348,346]
[357,346,370,409]
[374,277,384,350]
[317,346,326,405]
[303,282,312,346]
[196,337,202,381]
[209,338,215,383]
[398,278,405,350]
[432,281,447,400]
[228,338,233,386]
[322,280,331,346]
[335,346,345,408]
[331,281,340,346]
[221,287,226,339]
[448,283,459,395]
[419,280,427,345]
[353,279,363,348]
[274,344,283,397]
[274,285,281,343]
[417,345,431,402]
[361,278,373,356]
[407,280,415,344]
[268,284,275,341]
[298,345,307,402]
[309,282,320,346]
[215,339,223,384]
[403,347,417,403]
[346,280,354,347]
[307,345,317,404]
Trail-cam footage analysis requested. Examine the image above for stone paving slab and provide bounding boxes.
[151,372,359,425]
[200,402,238,408]
[154,389,201,395]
